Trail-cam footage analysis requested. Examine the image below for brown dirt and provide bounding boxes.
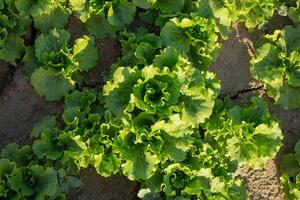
[267,12,292,34]
[82,37,121,86]
[239,161,284,200]
[68,168,139,200]
[0,67,63,148]
[210,23,262,97]
[67,16,88,43]
[0,61,12,95]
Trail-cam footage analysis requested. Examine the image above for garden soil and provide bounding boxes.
[0,14,300,200]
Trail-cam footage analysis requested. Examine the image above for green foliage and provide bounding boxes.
[196,0,278,31]
[0,0,31,62]
[14,0,70,33]
[117,30,163,67]
[31,115,89,175]
[138,131,248,199]
[195,0,232,38]
[280,139,300,200]
[31,68,75,101]
[62,90,121,177]
[251,25,300,109]
[160,15,220,68]
[29,86,274,200]
[107,0,136,28]
[30,90,121,177]
[70,0,136,37]
[204,97,283,169]
[103,58,220,180]
[104,59,220,125]
[23,29,99,101]
[288,0,300,23]
[133,0,187,16]
[30,0,70,33]
[115,14,220,70]
[0,144,82,200]
[0,0,292,199]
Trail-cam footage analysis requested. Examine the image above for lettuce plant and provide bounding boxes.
[31,115,88,175]
[104,58,220,126]
[138,130,247,200]
[103,57,220,179]
[0,1,292,199]
[0,0,31,62]
[195,0,233,39]
[196,0,278,31]
[23,29,99,101]
[226,0,277,29]
[288,0,300,23]
[69,0,136,37]
[29,0,70,33]
[62,90,121,177]
[117,19,220,70]
[31,90,121,177]
[117,30,162,67]
[0,144,82,200]
[160,15,220,69]
[133,0,187,16]
[128,0,192,31]
[251,25,300,109]
[204,97,283,169]
[280,139,300,200]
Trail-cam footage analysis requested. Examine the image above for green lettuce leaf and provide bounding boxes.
[73,35,99,71]
[62,90,120,177]
[133,0,156,9]
[195,0,232,39]
[30,0,70,32]
[289,1,300,23]
[104,60,219,123]
[121,143,160,180]
[26,29,98,101]
[251,25,300,108]
[280,139,300,200]
[117,31,162,67]
[160,16,220,68]
[31,68,75,101]
[31,115,57,138]
[205,97,283,169]
[139,134,247,199]
[154,0,185,16]
[107,0,136,29]
[86,12,117,37]
[0,144,32,167]
[196,0,277,31]
[35,29,71,61]
[0,0,30,62]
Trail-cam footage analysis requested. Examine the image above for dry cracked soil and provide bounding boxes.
[0,14,300,200]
